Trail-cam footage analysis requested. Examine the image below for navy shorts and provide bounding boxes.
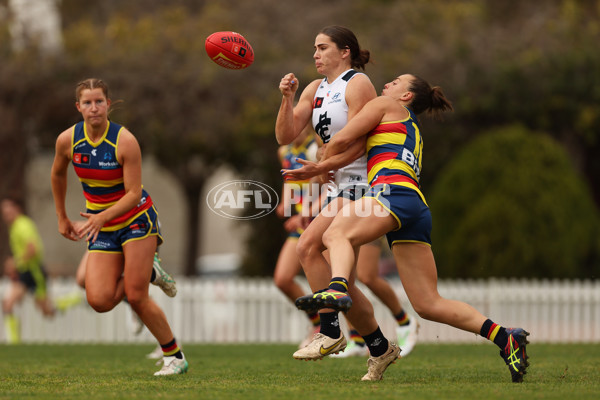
[18,266,48,298]
[88,205,163,253]
[363,183,432,248]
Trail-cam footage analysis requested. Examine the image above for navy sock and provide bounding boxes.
[480,319,508,349]
[319,312,341,338]
[363,326,389,357]
[328,277,349,293]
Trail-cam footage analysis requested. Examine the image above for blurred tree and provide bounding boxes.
[429,125,600,279]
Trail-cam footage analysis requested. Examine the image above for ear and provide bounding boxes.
[107,98,112,108]
[75,102,81,112]
[402,91,414,102]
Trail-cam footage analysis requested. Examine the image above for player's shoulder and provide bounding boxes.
[304,78,322,95]
[347,71,374,87]
[55,125,76,148]
[346,73,377,105]
[114,126,141,157]
[116,125,136,142]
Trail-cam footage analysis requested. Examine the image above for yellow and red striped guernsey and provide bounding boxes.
[71,121,153,231]
[366,106,427,203]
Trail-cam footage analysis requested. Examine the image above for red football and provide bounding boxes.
[205,31,254,70]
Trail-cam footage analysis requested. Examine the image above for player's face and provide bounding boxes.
[76,88,111,128]
[313,34,348,75]
[381,74,413,98]
[0,200,18,224]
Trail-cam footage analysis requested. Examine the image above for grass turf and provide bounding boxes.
[0,343,598,400]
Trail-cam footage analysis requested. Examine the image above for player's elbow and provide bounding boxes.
[126,187,143,205]
[275,132,293,146]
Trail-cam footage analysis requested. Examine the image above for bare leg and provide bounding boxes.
[85,252,125,312]
[34,296,56,317]
[296,210,335,293]
[393,243,486,333]
[356,243,403,315]
[297,197,380,336]
[75,251,89,289]
[2,281,26,314]
[123,236,175,344]
[273,238,307,302]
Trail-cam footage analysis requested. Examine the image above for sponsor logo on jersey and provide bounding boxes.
[98,161,120,168]
[129,222,147,235]
[314,112,331,143]
[328,91,342,104]
[313,97,324,109]
[73,153,90,165]
[89,240,111,249]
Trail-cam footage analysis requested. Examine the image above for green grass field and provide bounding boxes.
[1,343,599,400]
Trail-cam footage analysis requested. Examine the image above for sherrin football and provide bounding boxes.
[205,31,254,70]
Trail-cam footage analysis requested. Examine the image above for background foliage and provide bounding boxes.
[0,0,598,278]
[429,125,600,278]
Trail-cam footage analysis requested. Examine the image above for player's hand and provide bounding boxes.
[279,73,299,97]
[317,170,335,186]
[283,214,303,233]
[78,211,108,243]
[299,215,314,230]
[57,217,80,241]
[282,158,321,181]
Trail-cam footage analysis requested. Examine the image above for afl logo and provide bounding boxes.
[206,180,279,220]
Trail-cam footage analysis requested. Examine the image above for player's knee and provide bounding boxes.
[88,299,115,313]
[86,293,117,313]
[322,225,345,249]
[273,274,288,291]
[75,274,86,289]
[296,234,318,262]
[356,269,374,287]
[411,299,441,322]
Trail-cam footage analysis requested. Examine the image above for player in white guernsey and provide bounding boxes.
[312,68,369,196]
[276,26,408,380]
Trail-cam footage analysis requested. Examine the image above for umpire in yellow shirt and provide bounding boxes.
[2,197,55,343]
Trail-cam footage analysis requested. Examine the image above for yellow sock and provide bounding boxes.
[4,314,21,344]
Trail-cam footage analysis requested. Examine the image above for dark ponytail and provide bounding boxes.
[408,75,453,119]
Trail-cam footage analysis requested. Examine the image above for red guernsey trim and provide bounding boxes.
[367,151,398,172]
[372,174,418,187]
[103,197,153,227]
[83,189,126,204]
[74,165,123,181]
[368,122,407,136]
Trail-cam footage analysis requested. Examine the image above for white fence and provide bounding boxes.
[1,277,599,344]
